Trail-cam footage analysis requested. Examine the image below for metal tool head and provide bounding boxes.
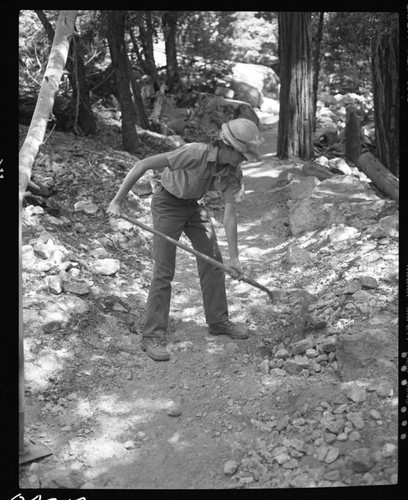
[19,439,52,465]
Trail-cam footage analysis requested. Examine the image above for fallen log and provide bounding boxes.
[357,152,399,203]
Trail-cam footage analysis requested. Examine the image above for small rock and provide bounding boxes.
[346,385,367,403]
[124,440,135,450]
[270,368,286,377]
[74,200,99,214]
[305,348,318,358]
[333,403,348,414]
[351,448,375,472]
[291,336,315,355]
[343,279,362,294]
[316,446,329,461]
[329,225,358,242]
[379,214,398,237]
[275,453,291,464]
[28,474,40,488]
[22,245,38,269]
[80,482,96,489]
[324,446,340,464]
[285,245,311,265]
[349,431,361,441]
[90,247,110,258]
[324,469,341,482]
[369,409,381,420]
[353,290,373,303]
[167,406,183,417]
[276,415,290,431]
[284,359,304,375]
[360,276,378,289]
[375,380,393,397]
[275,348,289,359]
[325,432,337,444]
[70,461,83,471]
[91,258,120,276]
[113,302,128,312]
[316,354,329,364]
[64,282,90,296]
[347,412,365,430]
[382,443,397,458]
[73,222,87,233]
[224,459,238,476]
[47,275,64,294]
[325,419,345,435]
[361,472,375,485]
[322,336,337,353]
[259,359,270,374]
[336,433,348,441]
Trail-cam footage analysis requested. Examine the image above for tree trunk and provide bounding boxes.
[162,11,180,92]
[19,9,78,456]
[345,105,362,164]
[35,10,96,136]
[106,10,139,153]
[357,152,399,203]
[127,57,150,129]
[277,12,314,160]
[371,29,399,177]
[140,12,161,90]
[312,12,324,131]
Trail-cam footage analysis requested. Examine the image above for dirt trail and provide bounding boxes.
[19,121,398,490]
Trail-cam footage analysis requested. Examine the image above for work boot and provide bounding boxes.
[208,320,249,339]
[141,337,170,361]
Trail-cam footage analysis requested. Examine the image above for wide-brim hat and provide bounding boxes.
[221,120,262,161]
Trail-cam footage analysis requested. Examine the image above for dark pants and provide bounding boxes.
[142,187,229,339]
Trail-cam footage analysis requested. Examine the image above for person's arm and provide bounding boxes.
[107,153,169,217]
[223,201,242,277]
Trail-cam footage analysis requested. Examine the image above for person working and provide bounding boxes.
[107,118,262,361]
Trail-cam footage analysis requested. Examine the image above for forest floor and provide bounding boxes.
[18,113,399,491]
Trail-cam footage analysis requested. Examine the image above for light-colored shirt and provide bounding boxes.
[161,142,242,202]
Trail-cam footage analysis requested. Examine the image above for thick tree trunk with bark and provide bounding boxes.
[357,152,399,203]
[162,11,180,92]
[312,12,324,131]
[106,10,139,153]
[345,106,362,164]
[277,12,314,160]
[35,10,96,136]
[371,30,399,177]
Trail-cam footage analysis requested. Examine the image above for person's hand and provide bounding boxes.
[106,200,122,219]
[229,258,244,280]
[234,183,246,202]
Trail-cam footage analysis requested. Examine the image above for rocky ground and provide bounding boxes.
[18,111,399,491]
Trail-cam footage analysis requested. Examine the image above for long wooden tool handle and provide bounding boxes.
[120,213,274,300]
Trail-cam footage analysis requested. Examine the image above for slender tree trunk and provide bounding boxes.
[106,10,139,153]
[141,12,161,90]
[35,10,96,136]
[129,26,160,91]
[127,57,150,129]
[162,11,180,92]
[371,29,399,177]
[312,12,324,131]
[19,9,78,456]
[277,12,314,160]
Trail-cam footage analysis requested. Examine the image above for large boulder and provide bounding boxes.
[336,318,397,380]
[289,176,396,235]
[231,62,280,98]
[229,81,263,108]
